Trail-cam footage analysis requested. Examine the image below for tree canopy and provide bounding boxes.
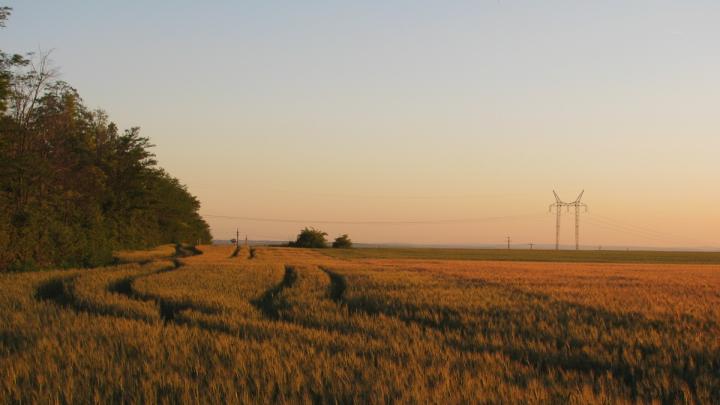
[332,234,352,249]
[0,9,211,270]
[290,228,328,249]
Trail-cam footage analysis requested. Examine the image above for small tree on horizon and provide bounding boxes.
[290,227,328,248]
[332,234,352,249]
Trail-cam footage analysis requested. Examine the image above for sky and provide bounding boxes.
[4,1,720,248]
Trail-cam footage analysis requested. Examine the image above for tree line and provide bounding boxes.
[0,8,211,271]
[289,228,352,249]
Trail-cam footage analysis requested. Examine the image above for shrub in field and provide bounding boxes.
[332,234,352,249]
[289,227,328,248]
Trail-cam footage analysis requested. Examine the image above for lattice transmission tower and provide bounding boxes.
[549,190,587,250]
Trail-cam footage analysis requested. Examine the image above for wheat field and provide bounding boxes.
[1,245,719,404]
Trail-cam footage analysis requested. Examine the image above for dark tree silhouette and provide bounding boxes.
[0,9,211,270]
[290,228,328,248]
[332,234,352,249]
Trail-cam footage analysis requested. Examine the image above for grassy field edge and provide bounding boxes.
[318,247,720,264]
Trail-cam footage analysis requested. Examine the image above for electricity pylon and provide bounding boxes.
[569,191,588,250]
[549,190,587,250]
[549,191,564,250]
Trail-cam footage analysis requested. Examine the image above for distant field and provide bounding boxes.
[320,247,720,264]
[2,245,719,403]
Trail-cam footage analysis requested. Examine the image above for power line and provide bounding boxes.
[201,212,546,226]
[583,218,695,247]
[251,188,534,201]
[584,215,715,247]
[589,214,711,243]
[202,204,717,249]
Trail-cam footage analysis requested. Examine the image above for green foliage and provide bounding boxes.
[332,234,352,249]
[0,9,27,115]
[0,12,211,270]
[290,227,328,248]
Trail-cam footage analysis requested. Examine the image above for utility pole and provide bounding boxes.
[549,190,587,250]
[236,229,240,248]
[549,191,564,250]
[571,191,587,250]
[506,236,511,249]
[529,243,534,250]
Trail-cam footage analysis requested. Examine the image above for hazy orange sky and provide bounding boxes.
[5,1,719,248]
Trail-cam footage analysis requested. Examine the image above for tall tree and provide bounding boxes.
[0,9,211,270]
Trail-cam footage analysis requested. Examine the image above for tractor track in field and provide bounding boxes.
[35,245,221,326]
[319,267,346,303]
[250,265,362,334]
[38,253,705,398]
[250,265,298,320]
[318,265,717,398]
[34,276,80,309]
[113,259,222,323]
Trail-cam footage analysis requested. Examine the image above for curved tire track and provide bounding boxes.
[35,276,77,308]
[35,245,220,325]
[319,267,347,303]
[251,265,298,320]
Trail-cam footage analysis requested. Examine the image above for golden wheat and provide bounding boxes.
[1,244,718,403]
